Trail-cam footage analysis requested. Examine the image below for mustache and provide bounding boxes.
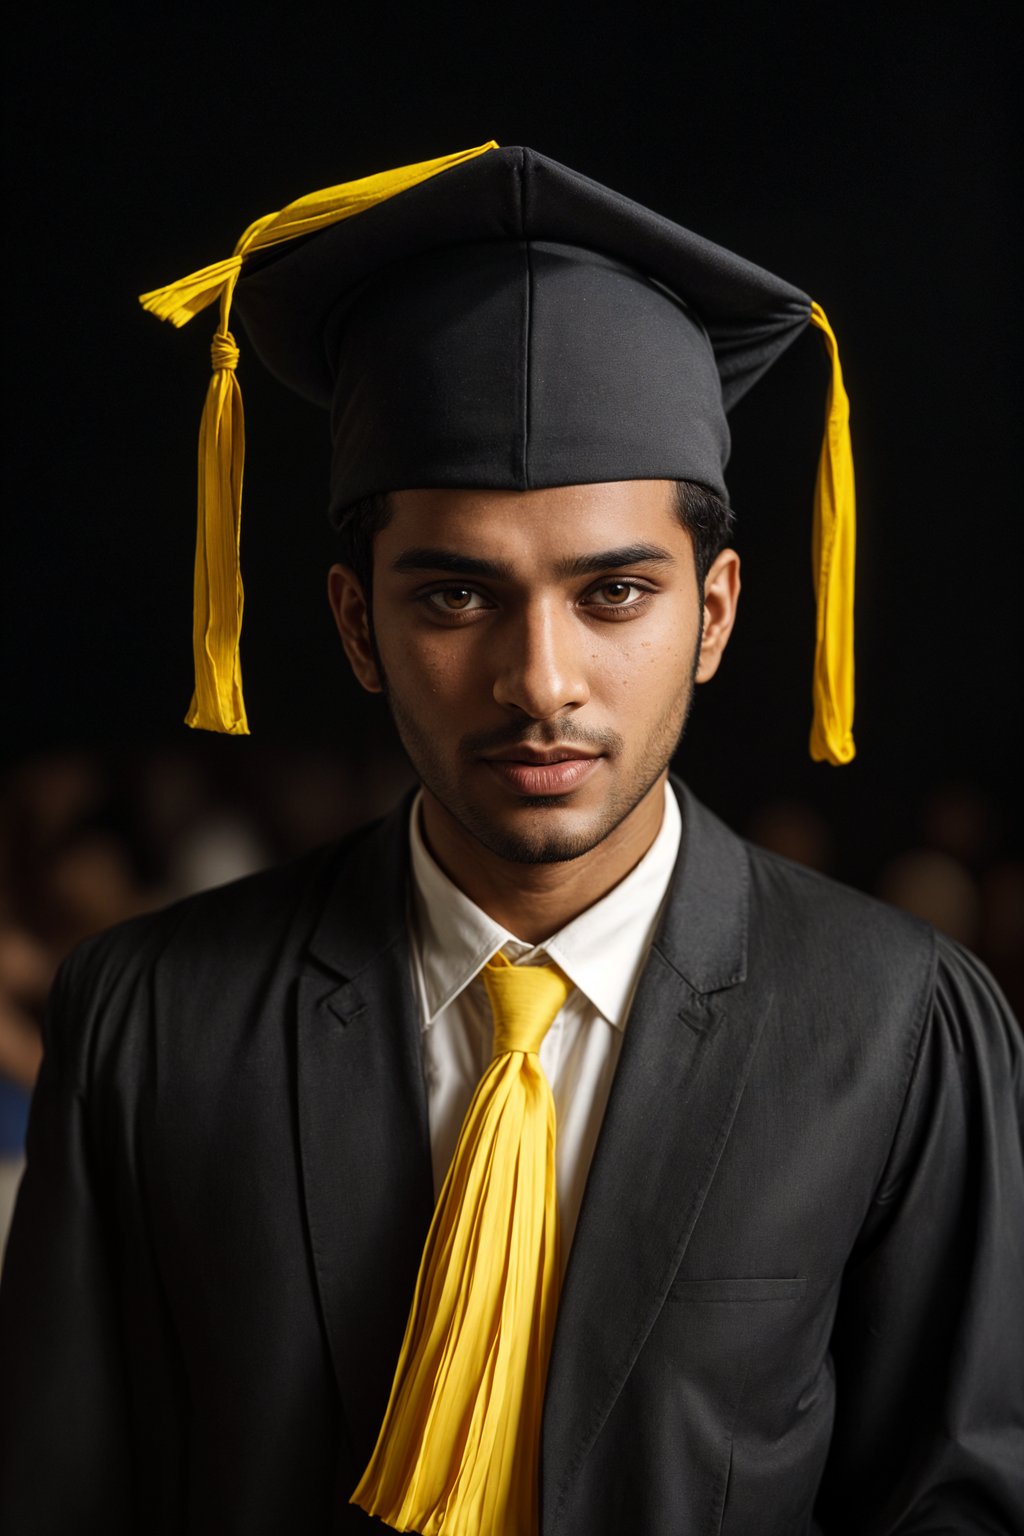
[460,719,623,759]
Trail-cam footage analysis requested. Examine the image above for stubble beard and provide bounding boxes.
[379,647,700,868]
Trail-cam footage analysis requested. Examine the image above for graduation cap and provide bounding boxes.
[140,141,854,762]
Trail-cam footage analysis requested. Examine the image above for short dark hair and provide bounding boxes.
[671,480,736,589]
[335,480,734,601]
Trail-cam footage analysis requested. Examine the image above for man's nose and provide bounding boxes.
[491,600,591,719]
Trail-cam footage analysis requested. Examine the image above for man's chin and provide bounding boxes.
[445,775,658,867]
[464,819,613,867]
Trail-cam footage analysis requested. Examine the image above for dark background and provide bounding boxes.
[3,0,1020,889]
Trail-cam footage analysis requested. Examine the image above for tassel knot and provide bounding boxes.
[211,331,239,372]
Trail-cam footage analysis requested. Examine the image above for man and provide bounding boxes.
[1,144,1021,1534]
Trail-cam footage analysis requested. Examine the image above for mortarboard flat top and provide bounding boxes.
[233,145,812,518]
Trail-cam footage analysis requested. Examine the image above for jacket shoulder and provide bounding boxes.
[745,839,932,952]
[50,817,386,1056]
[77,836,344,960]
[742,838,940,1020]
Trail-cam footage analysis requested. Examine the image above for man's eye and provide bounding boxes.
[426,587,487,613]
[586,581,647,607]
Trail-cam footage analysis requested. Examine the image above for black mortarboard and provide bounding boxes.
[140,141,854,760]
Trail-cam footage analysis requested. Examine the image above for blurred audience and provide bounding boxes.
[876,850,981,950]
[746,799,835,875]
[0,754,1020,1255]
[0,742,415,1252]
[750,781,1022,1018]
[872,783,1022,1014]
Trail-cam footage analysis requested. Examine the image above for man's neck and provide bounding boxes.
[418,773,669,945]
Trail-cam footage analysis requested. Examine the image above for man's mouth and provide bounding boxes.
[483,746,600,765]
[481,747,604,796]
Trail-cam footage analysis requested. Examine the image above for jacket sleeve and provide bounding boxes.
[816,934,1024,1534]
[0,942,134,1534]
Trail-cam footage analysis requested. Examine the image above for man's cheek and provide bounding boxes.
[592,641,680,704]
[390,639,478,703]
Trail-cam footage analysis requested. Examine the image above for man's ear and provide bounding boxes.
[327,564,384,694]
[695,548,741,684]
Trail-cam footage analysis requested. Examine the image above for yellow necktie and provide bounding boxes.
[351,951,571,1535]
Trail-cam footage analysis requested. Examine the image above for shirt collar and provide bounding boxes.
[408,779,681,1030]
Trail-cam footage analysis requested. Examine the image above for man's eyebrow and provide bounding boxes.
[391,548,516,579]
[555,544,676,577]
[390,543,676,579]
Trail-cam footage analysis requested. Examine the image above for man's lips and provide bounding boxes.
[480,749,604,796]
[483,747,600,765]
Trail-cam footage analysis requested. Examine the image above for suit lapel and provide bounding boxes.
[293,779,767,1514]
[295,792,435,1464]
[541,780,771,1530]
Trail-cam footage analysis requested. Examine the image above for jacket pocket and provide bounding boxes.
[667,1276,807,1303]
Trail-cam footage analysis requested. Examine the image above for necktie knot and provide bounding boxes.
[483,953,571,1056]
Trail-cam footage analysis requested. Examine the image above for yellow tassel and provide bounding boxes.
[808,302,856,765]
[139,141,500,733]
[138,255,245,330]
[185,330,247,733]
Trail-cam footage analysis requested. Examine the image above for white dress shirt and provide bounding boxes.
[406,778,682,1263]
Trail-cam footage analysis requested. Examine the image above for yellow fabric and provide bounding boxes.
[808,302,856,765]
[188,331,246,732]
[352,952,571,1535]
[138,141,500,734]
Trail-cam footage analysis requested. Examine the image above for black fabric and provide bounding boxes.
[2,780,1022,1534]
[232,147,811,517]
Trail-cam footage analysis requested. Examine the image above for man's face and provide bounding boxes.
[330,480,737,865]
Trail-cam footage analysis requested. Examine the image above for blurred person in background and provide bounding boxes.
[1,146,1021,1536]
[0,927,47,1258]
[0,736,403,1258]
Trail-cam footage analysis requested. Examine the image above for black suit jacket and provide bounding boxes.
[1,779,1021,1534]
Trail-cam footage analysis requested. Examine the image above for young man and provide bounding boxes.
[1,145,1021,1535]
